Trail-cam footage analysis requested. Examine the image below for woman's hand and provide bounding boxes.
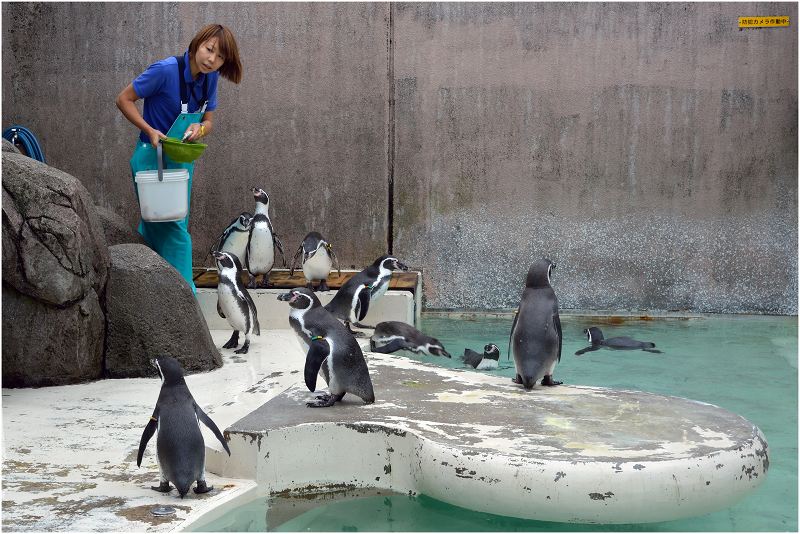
[148,129,166,148]
[182,123,207,142]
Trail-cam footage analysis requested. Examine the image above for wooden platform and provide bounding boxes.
[193,268,420,293]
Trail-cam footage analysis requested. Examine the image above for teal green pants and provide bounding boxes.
[130,141,196,294]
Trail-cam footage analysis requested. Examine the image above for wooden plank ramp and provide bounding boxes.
[193,268,420,293]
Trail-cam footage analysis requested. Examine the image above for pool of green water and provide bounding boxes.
[194,313,797,532]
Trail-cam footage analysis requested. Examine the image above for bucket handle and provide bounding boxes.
[157,140,164,182]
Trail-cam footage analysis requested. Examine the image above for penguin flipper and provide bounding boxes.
[574,346,600,356]
[195,404,231,456]
[356,286,371,322]
[305,339,331,392]
[553,305,562,363]
[371,338,414,354]
[642,348,663,353]
[272,231,287,268]
[290,245,303,276]
[507,311,519,361]
[137,413,159,467]
[329,247,342,277]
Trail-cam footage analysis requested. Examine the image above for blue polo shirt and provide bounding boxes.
[132,51,219,143]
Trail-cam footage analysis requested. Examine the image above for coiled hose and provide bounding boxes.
[2,125,45,163]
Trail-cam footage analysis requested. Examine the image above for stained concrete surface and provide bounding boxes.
[220,352,768,524]
[1,329,305,532]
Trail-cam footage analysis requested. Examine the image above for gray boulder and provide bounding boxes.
[105,244,222,378]
[95,205,146,247]
[2,283,104,386]
[2,151,110,387]
[2,152,109,306]
[2,138,20,153]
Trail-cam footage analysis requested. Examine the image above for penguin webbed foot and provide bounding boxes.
[223,331,240,349]
[541,375,562,386]
[512,375,522,384]
[345,322,366,338]
[247,274,256,289]
[194,480,213,494]
[151,482,173,493]
[234,340,250,354]
[306,392,344,408]
[259,275,271,288]
[318,280,329,292]
[642,348,663,354]
[306,281,315,291]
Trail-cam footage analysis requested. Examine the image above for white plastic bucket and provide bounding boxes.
[134,168,189,222]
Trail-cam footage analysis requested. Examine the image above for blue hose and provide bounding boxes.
[2,125,45,163]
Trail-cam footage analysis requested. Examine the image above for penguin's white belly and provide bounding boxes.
[476,359,499,370]
[218,284,247,331]
[372,278,389,300]
[371,335,404,348]
[248,225,275,272]
[222,232,249,264]
[304,252,331,281]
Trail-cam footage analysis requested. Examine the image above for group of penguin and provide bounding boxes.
[137,191,662,498]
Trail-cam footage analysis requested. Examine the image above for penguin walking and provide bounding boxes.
[369,321,451,358]
[213,250,260,354]
[461,343,501,370]
[324,255,408,334]
[245,188,286,288]
[212,212,252,265]
[289,232,341,291]
[137,356,231,498]
[575,326,662,355]
[277,287,374,407]
[509,259,563,389]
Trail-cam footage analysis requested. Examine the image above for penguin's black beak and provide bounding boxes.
[395,260,409,271]
[277,292,292,302]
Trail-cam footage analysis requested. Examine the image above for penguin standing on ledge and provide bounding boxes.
[290,231,341,291]
[278,288,375,408]
[575,327,662,355]
[214,250,260,354]
[324,255,408,334]
[137,356,231,498]
[509,258,563,389]
[212,212,252,265]
[245,187,286,288]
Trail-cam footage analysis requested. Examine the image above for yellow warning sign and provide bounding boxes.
[738,16,790,27]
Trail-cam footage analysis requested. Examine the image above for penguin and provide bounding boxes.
[324,255,409,334]
[509,259,563,389]
[369,321,451,357]
[277,287,375,407]
[245,187,286,288]
[461,343,501,370]
[575,326,663,355]
[289,231,341,291]
[137,356,231,498]
[213,212,252,265]
[213,250,260,354]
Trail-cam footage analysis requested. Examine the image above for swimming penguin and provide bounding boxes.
[369,321,451,357]
[289,232,341,291]
[213,250,260,354]
[324,255,409,334]
[277,287,375,407]
[245,188,286,288]
[213,212,252,264]
[137,356,231,498]
[461,343,501,370]
[575,326,663,355]
[509,259,563,389]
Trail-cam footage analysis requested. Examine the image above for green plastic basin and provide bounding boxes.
[161,137,207,163]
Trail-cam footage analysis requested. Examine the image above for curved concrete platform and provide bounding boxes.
[215,352,768,525]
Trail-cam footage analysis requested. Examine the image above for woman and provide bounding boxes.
[116,24,242,293]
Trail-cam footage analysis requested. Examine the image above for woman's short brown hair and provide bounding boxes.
[189,24,242,84]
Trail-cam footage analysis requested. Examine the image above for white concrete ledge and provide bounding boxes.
[196,288,415,331]
[213,353,769,525]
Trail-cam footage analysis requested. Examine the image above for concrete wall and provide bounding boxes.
[3,2,797,314]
